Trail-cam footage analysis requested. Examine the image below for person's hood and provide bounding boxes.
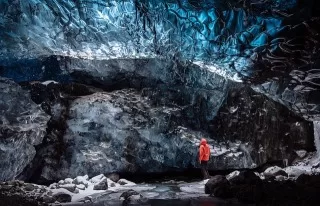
[200,138,207,145]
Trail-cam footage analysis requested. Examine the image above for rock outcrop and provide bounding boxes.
[63,57,229,130]
[211,82,314,167]
[0,78,50,181]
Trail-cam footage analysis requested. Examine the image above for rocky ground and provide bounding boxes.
[0,174,234,206]
[205,153,320,206]
[1,153,320,206]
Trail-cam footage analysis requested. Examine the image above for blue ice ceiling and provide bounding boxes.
[0,0,319,81]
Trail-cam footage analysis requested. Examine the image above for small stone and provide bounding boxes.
[49,183,58,189]
[295,150,307,158]
[90,174,105,184]
[76,184,86,190]
[1,185,12,191]
[264,166,287,178]
[16,180,24,186]
[93,178,108,190]
[42,195,55,203]
[24,184,36,191]
[53,192,72,203]
[60,184,76,192]
[64,178,73,184]
[275,175,286,181]
[107,173,120,183]
[73,175,89,185]
[120,189,140,200]
[118,179,135,186]
[6,181,14,185]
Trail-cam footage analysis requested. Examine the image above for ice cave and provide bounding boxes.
[0,0,320,205]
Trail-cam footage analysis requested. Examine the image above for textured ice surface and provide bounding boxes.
[0,0,319,81]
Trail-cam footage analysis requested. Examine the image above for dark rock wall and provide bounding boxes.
[212,82,314,165]
[0,57,316,182]
[0,78,50,181]
[61,57,230,130]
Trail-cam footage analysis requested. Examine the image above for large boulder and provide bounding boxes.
[93,178,108,190]
[52,192,72,203]
[211,83,314,167]
[204,175,231,198]
[0,78,50,181]
[263,166,288,178]
[228,170,261,185]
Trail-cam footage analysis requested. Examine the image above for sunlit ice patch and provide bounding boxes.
[193,61,243,82]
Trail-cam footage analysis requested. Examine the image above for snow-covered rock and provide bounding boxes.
[226,170,240,181]
[76,184,86,190]
[275,175,287,181]
[295,150,307,158]
[59,184,76,193]
[284,166,312,178]
[263,166,287,177]
[64,178,74,184]
[90,174,106,184]
[73,175,89,185]
[93,178,108,190]
[118,179,136,186]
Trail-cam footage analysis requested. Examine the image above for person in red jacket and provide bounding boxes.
[199,138,211,179]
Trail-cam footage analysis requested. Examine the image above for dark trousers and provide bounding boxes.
[200,160,210,179]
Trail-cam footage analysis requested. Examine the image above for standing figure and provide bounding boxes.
[199,138,211,179]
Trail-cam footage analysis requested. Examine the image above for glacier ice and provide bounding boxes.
[0,0,319,81]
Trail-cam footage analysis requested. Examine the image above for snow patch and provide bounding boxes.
[41,80,58,85]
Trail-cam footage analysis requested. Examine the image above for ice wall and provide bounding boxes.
[1,0,319,81]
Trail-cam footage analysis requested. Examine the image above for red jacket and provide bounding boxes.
[199,138,210,161]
